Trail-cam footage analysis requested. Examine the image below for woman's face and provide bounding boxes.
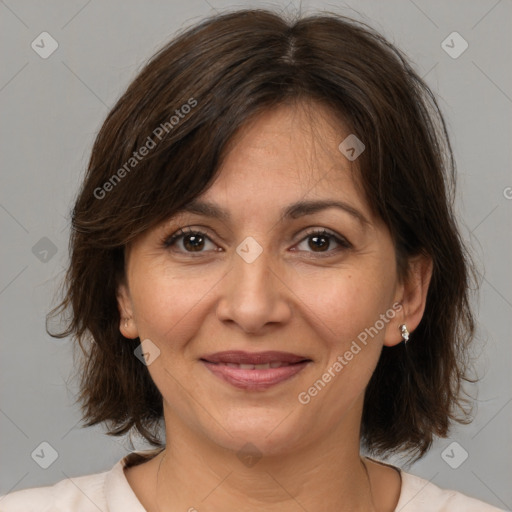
[118,102,411,456]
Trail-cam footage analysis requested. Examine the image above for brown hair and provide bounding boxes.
[49,8,477,462]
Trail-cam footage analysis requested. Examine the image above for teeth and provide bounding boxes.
[254,363,270,370]
[217,361,294,369]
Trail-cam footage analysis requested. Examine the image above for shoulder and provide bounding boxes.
[0,471,108,512]
[397,470,507,511]
[0,450,159,512]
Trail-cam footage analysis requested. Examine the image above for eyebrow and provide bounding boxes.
[176,198,370,227]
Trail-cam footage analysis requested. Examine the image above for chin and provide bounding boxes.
[204,411,309,458]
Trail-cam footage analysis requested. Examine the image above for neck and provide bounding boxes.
[151,406,376,512]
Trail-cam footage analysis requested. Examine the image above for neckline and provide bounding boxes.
[117,450,406,512]
[365,455,403,476]
[123,447,164,469]
[364,456,404,511]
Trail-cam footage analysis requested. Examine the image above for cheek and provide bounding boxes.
[293,270,394,418]
[128,263,217,348]
[291,265,395,350]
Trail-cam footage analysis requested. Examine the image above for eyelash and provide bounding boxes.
[162,227,352,257]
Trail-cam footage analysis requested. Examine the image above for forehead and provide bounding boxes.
[198,102,371,221]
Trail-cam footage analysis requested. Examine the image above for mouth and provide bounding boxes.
[200,351,312,390]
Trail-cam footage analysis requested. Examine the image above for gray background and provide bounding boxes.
[0,0,511,509]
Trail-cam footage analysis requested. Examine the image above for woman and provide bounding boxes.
[0,8,505,512]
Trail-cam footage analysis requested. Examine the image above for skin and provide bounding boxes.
[118,101,433,512]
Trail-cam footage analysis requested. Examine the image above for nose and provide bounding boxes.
[215,244,292,334]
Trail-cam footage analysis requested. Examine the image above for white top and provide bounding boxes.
[0,450,506,511]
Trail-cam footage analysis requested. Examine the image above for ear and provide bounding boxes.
[384,252,433,347]
[117,281,139,339]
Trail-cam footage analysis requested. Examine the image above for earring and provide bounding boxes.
[124,318,130,328]
[399,324,410,343]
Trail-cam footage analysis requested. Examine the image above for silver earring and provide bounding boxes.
[399,324,409,343]
[124,318,130,328]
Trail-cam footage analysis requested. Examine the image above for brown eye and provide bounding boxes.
[163,228,217,253]
[308,233,330,252]
[294,229,352,255]
[182,233,205,252]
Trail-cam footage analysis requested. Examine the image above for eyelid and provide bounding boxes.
[300,227,351,244]
[162,226,219,248]
[293,227,352,255]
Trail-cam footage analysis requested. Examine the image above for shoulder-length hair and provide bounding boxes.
[49,9,477,463]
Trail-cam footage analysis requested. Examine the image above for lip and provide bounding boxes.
[200,351,312,390]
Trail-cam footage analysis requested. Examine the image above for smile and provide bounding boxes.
[214,361,294,369]
[200,351,312,390]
